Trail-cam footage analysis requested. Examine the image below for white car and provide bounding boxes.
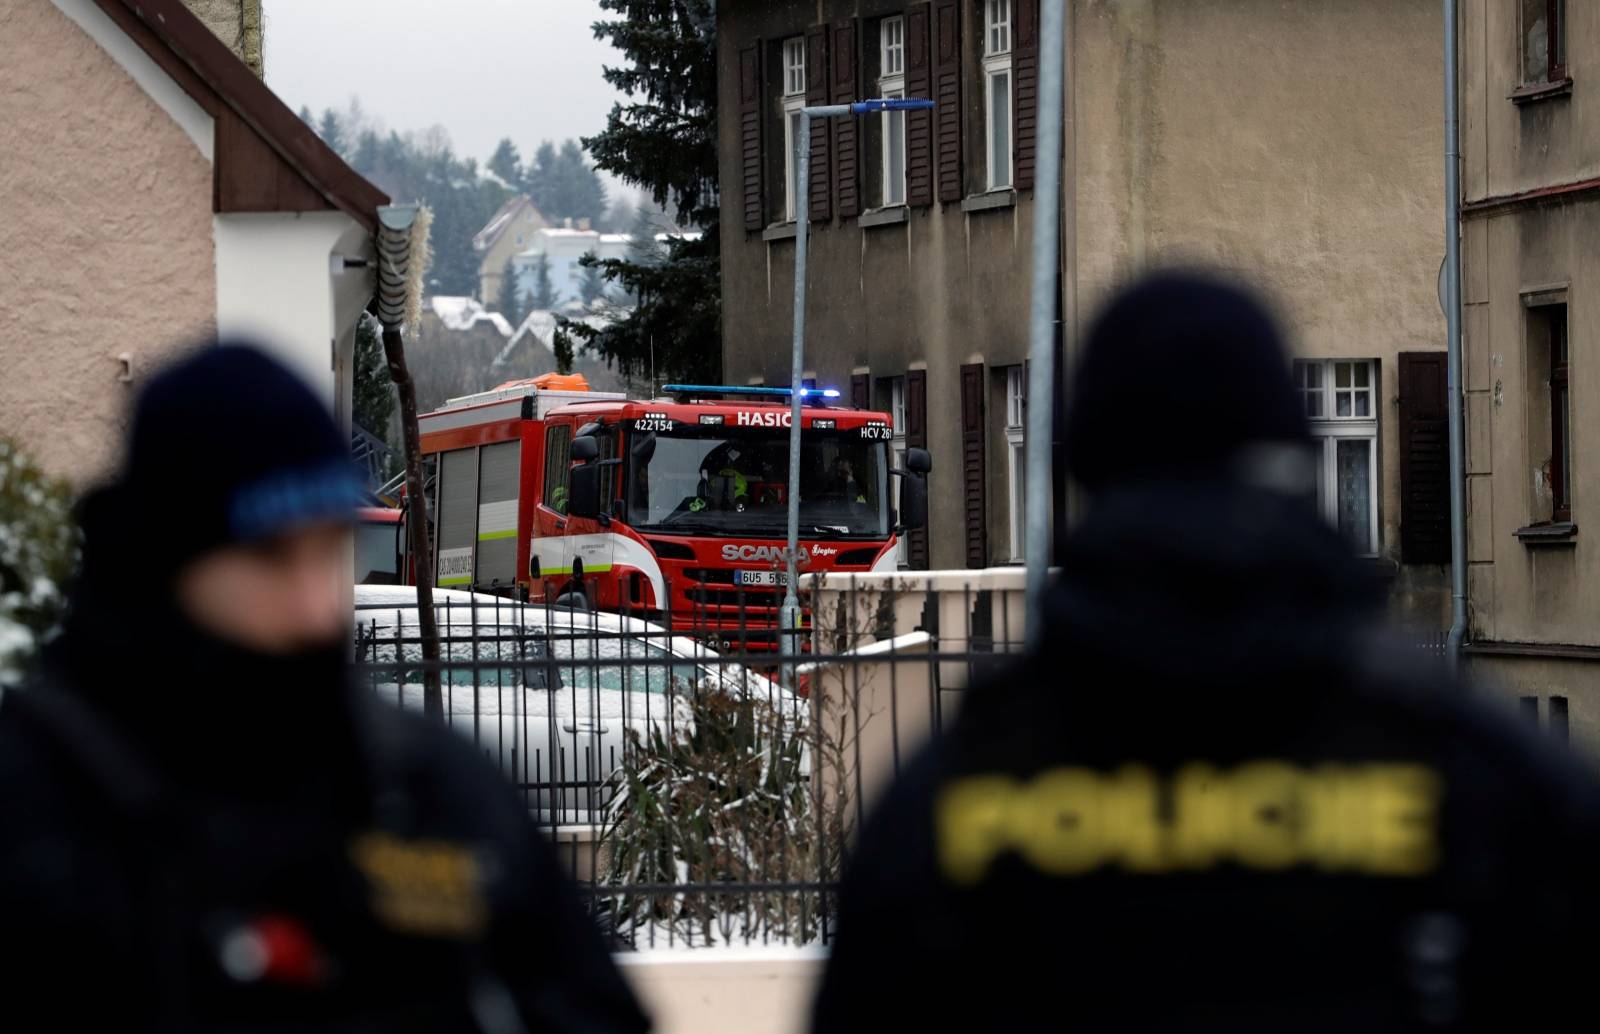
[353,585,791,824]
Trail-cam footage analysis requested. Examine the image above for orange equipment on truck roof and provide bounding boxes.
[492,372,591,393]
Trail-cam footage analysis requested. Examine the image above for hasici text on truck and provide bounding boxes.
[414,376,930,652]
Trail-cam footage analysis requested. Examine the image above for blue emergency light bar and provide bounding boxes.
[661,384,842,400]
[850,97,936,114]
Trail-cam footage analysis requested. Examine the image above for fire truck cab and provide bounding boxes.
[417,375,930,651]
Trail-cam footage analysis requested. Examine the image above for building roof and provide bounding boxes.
[493,308,615,370]
[429,296,514,337]
[91,0,388,232]
[472,195,549,254]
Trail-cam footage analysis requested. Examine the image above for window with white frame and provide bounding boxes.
[984,0,1013,191]
[782,37,807,222]
[1295,359,1379,555]
[879,16,907,207]
[1006,366,1026,561]
[889,376,909,568]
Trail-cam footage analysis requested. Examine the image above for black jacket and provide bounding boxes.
[813,481,1600,1032]
[0,557,648,1032]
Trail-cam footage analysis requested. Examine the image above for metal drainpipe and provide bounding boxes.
[1444,0,1468,666]
[1024,0,1066,649]
[376,203,444,718]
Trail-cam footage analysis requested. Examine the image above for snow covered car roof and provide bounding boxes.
[353,585,780,698]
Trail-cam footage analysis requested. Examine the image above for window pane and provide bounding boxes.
[788,111,803,217]
[1354,392,1370,418]
[987,0,1011,55]
[1336,439,1373,553]
[989,71,1012,188]
[1298,361,1323,418]
[883,17,904,75]
[1299,438,1324,515]
[1334,362,1351,388]
[1010,440,1026,560]
[1523,0,1548,81]
[543,427,571,510]
[1353,362,1369,388]
[886,108,906,205]
[1336,391,1352,417]
[1556,0,1566,66]
[1558,384,1571,511]
[785,38,806,95]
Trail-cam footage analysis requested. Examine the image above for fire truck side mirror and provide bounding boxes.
[571,436,600,462]
[899,470,929,531]
[906,447,932,474]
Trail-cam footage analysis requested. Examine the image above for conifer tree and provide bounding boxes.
[528,253,557,311]
[576,0,721,383]
[497,258,526,325]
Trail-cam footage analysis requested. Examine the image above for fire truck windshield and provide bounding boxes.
[627,426,890,539]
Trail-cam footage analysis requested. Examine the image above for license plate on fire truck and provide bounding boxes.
[734,570,786,587]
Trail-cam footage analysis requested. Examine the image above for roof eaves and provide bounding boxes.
[95,0,389,233]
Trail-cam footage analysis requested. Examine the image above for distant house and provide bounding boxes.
[509,225,630,308]
[429,296,515,339]
[491,310,628,395]
[0,0,389,484]
[473,195,549,301]
[510,224,702,310]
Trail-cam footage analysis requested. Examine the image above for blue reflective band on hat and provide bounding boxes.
[228,461,367,541]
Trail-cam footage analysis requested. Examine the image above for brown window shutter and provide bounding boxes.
[739,41,765,232]
[905,4,933,207]
[960,363,987,568]
[933,0,964,203]
[805,24,832,223]
[831,19,862,220]
[906,369,929,569]
[851,372,871,410]
[1012,0,1040,190]
[1399,352,1450,564]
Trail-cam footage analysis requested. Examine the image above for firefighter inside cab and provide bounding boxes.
[691,443,758,513]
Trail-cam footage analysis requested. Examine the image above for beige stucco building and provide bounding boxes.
[716,0,1450,624]
[1457,1,1600,751]
[474,195,551,302]
[0,0,387,486]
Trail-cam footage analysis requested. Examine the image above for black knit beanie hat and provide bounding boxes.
[82,342,365,581]
[1064,271,1309,491]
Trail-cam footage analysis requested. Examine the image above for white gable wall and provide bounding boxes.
[213,211,375,430]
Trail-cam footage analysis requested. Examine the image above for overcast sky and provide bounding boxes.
[262,1,630,178]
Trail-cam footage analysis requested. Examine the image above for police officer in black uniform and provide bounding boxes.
[811,273,1600,1032]
[0,345,649,1032]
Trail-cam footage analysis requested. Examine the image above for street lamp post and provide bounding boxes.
[779,97,936,683]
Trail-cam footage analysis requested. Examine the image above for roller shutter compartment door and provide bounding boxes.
[475,440,522,588]
[436,448,478,588]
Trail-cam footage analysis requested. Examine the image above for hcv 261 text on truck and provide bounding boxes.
[413,376,930,652]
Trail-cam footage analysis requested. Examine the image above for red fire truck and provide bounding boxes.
[415,374,930,651]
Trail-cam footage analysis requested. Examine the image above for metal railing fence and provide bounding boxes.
[352,573,1023,949]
